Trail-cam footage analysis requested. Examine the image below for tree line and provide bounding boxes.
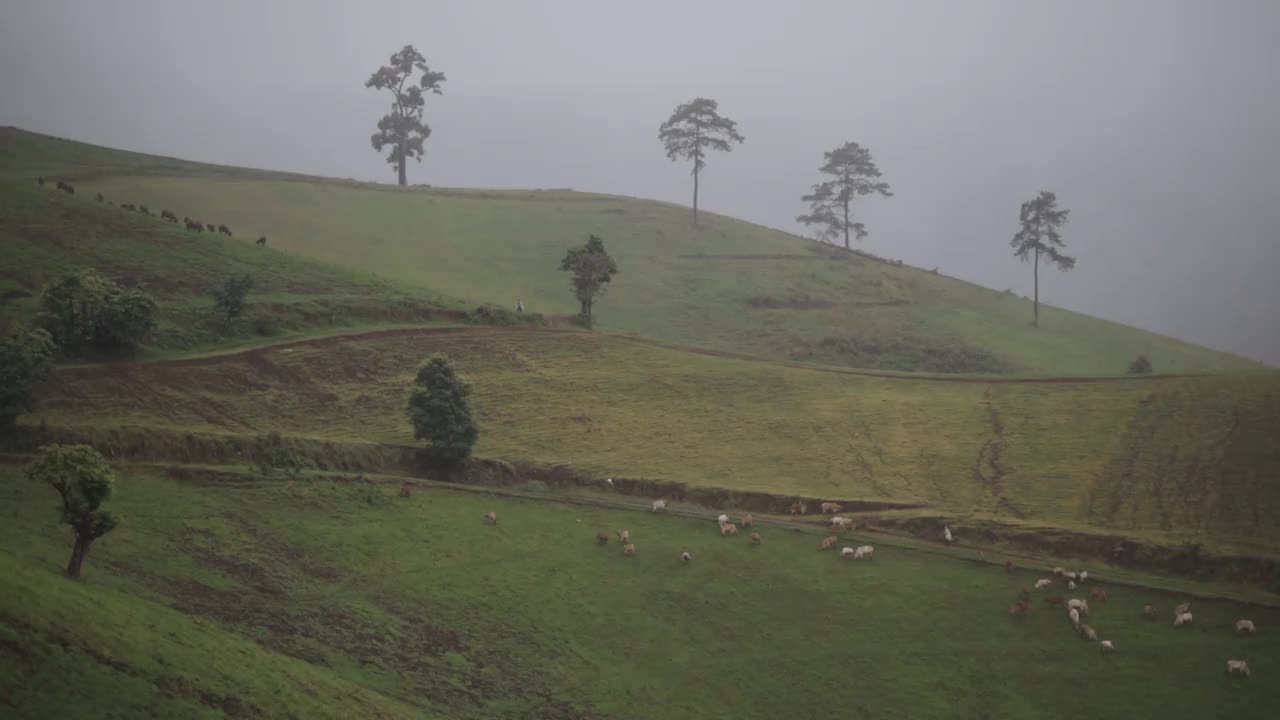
[367,44,1078,329]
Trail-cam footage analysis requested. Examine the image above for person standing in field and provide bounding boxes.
[516,299,524,313]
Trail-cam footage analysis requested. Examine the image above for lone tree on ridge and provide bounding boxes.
[658,98,744,225]
[796,141,893,249]
[1010,190,1075,328]
[366,44,447,186]
[27,444,120,579]
[559,234,618,325]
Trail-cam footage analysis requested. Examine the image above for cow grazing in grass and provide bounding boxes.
[651,499,667,512]
[483,511,497,525]
[821,502,843,514]
[740,513,752,528]
[680,551,691,565]
[596,531,610,545]
[749,532,761,544]
[37,177,45,186]
[1227,660,1251,677]
[256,236,267,246]
[398,483,413,498]
[206,223,216,232]
[161,210,178,222]
[56,181,75,194]
[1236,620,1256,635]
[1143,604,1158,620]
[789,501,807,515]
[1089,587,1108,602]
[218,224,232,236]
[820,535,838,550]
[720,523,738,536]
[622,543,636,556]
[1079,624,1098,642]
[1100,640,1115,653]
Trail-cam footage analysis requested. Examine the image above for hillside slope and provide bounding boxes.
[32,328,1280,556]
[3,127,1259,375]
[4,466,1278,719]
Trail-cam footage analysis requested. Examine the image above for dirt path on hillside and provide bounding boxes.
[54,324,1208,386]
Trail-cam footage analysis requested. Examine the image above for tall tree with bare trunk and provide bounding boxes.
[366,44,447,186]
[659,98,744,226]
[27,444,119,579]
[1010,191,1075,328]
[796,141,892,249]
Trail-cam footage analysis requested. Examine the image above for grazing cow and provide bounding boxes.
[717,514,729,525]
[186,219,203,232]
[56,181,75,194]
[1044,596,1065,608]
[1005,560,1014,574]
[218,224,232,236]
[720,523,738,536]
[618,529,630,543]
[651,499,667,512]
[840,547,856,559]
[95,193,104,202]
[830,516,853,531]
[821,502,844,514]
[256,236,268,246]
[596,531,610,545]
[1236,620,1257,635]
[1068,581,1076,590]
[1100,640,1115,653]
[1069,608,1081,627]
[854,545,874,560]
[820,535,838,550]
[1226,660,1251,677]
[1174,612,1193,627]
[1079,570,1089,583]
[740,513,752,528]
[788,501,807,515]
[206,223,216,232]
[1143,604,1158,620]
[680,551,691,564]
[397,482,413,498]
[1066,571,1079,582]
[483,511,497,525]
[749,532,761,544]
[1035,578,1053,590]
[1009,601,1030,618]
[1052,566,1067,578]
[1090,587,1108,602]
[37,177,45,186]
[1068,598,1089,615]
[622,543,636,556]
[1175,601,1192,617]
[1079,624,1098,642]
[161,210,178,222]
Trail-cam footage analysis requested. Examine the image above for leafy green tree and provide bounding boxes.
[1127,354,1153,374]
[558,235,619,324]
[1010,191,1075,328]
[366,44,447,186]
[0,327,56,428]
[406,355,478,463]
[26,444,119,579]
[796,141,893,249]
[212,274,254,325]
[659,98,744,225]
[36,269,155,354]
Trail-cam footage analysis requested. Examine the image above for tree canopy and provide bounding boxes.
[1011,191,1075,328]
[406,355,478,463]
[658,98,744,224]
[0,327,56,428]
[212,274,254,325]
[796,141,893,249]
[27,444,119,579]
[37,269,156,355]
[558,235,618,324]
[366,44,447,186]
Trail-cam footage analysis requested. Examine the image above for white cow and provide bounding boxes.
[1175,612,1193,627]
[1227,660,1251,677]
[1034,578,1053,590]
[717,514,730,525]
[1236,619,1257,634]
[840,547,856,558]
[854,545,875,560]
[652,499,667,512]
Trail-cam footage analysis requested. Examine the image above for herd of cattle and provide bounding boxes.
[472,492,1259,681]
[37,177,269,246]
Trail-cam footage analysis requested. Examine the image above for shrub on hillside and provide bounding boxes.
[1127,354,1153,374]
[212,274,254,326]
[0,327,56,429]
[36,269,156,355]
[406,354,478,463]
[470,305,546,327]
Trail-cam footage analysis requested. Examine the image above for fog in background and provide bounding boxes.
[3,0,1277,364]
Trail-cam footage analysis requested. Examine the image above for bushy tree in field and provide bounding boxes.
[0,327,56,429]
[796,141,893,249]
[1011,191,1075,328]
[1127,354,1153,374]
[36,269,155,355]
[366,44,447,186]
[406,355,478,463]
[558,234,618,325]
[212,274,254,325]
[659,98,744,225]
[26,444,119,579]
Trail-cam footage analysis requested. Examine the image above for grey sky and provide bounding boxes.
[3,0,1277,364]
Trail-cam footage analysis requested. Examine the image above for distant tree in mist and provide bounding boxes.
[796,141,892,249]
[559,234,618,325]
[1127,354,1153,374]
[1010,191,1075,328]
[365,44,447,186]
[658,98,744,226]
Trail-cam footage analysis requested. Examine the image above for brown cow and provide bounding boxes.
[1005,560,1014,574]
[740,513,753,528]
[483,511,497,525]
[596,531,610,545]
[789,501,807,515]
[1090,587,1109,602]
[820,535,838,550]
[749,532,761,544]
[1143,604,1158,620]
[398,482,413,498]
[821,502,844,514]
[1079,624,1098,642]
[720,523,739,536]
[622,543,636,556]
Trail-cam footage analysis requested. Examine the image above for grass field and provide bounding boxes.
[30,328,1280,557]
[4,127,1260,375]
[3,465,1278,720]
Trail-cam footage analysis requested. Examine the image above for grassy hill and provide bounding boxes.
[0,173,467,354]
[3,127,1260,375]
[31,328,1280,558]
[4,465,1278,719]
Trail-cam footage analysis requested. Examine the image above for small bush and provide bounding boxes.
[36,269,156,356]
[1127,354,1153,374]
[253,432,307,477]
[212,274,254,325]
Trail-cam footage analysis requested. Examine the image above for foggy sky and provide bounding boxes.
[3,0,1277,364]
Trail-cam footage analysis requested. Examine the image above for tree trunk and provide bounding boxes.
[1032,247,1040,328]
[842,199,850,249]
[692,167,699,226]
[397,147,407,187]
[66,536,90,579]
